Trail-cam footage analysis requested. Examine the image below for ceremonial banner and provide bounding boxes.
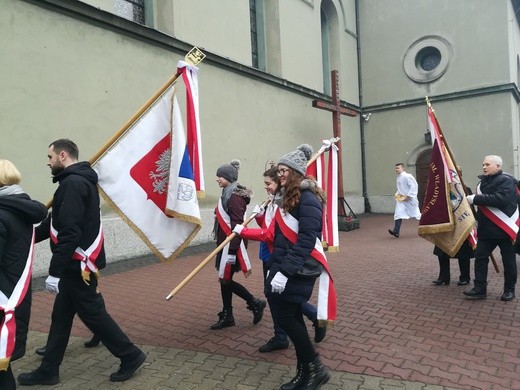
[306,139,339,252]
[93,83,202,262]
[418,104,476,257]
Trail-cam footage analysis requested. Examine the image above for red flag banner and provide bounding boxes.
[418,104,476,257]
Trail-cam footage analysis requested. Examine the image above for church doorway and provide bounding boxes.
[416,149,432,210]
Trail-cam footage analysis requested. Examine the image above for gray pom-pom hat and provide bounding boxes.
[278,144,313,176]
[216,159,241,183]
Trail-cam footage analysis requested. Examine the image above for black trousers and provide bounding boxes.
[269,296,316,365]
[474,238,517,293]
[437,254,470,282]
[39,274,138,376]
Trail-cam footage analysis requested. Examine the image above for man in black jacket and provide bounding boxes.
[464,155,518,301]
[18,139,146,386]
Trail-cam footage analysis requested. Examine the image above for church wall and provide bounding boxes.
[277,1,323,91]
[359,0,511,106]
[1,0,364,275]
[168,0,252,66]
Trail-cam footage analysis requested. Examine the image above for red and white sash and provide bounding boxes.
[50,218,104,283]
[216,200,252,280]
[476,184,519,241]
[0,228,35,371]
[274,208,337,323]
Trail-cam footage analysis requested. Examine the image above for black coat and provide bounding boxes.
[473,170,517,240]
[36,162,106,277]
[0,191,47,361]
[266,185,323,304]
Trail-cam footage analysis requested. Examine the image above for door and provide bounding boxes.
[416,149,432,210]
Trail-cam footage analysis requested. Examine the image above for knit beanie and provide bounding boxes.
[278,144,313,176]
[216,159,240,183]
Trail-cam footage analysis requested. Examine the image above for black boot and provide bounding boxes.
[84,335,101,348]
[247,298,266,324]
[210,308,235,330]
[281,361,306,390]
[300,355,330,389]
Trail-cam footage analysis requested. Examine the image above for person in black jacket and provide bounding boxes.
[464,155,518,301]
[266,145,330,390]
[18,139,146,386]
[0,159,47,389]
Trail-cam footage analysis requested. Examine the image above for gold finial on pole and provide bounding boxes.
[185,47,206,66]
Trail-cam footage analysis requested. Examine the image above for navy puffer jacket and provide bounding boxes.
[265,180,323,303]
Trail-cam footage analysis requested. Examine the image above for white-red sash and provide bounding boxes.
[476,184,519,241]
[216,200,252,280]
[0,228,35,371]
[50,218,104,278]
[274,208,337,323]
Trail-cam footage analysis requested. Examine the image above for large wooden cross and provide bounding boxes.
[312,70,357,217]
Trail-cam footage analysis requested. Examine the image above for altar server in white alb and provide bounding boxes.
[388,163,421,238]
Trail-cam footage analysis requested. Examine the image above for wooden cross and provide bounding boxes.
[312,70,358,216]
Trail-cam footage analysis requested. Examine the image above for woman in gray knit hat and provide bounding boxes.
[210,159,266,330]
[264,144,331,389]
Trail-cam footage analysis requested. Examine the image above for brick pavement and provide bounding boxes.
[12,214,520,389]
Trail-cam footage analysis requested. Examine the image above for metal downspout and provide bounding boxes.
[355,0,371,213]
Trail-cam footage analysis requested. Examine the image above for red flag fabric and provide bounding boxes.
[418,105,476,257]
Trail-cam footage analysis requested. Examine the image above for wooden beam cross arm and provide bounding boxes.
[311,100,357,117]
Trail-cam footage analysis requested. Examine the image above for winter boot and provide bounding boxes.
[247,298,266,324]
[300,355,330,389]
[280,361,306,390]
[210,308,235,330]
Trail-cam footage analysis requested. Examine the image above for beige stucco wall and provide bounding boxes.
[359,0,511,106]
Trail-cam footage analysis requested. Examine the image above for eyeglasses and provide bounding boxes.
[277,168,290,176]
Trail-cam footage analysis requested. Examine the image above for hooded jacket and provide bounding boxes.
[36,162,106,277]
[0,189,47,360]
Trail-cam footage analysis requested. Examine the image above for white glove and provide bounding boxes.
[226,254,236,265]
[271,272,288,294]
[466,194,475,205]
[232,224,244,235]
[45,275,60,294]
[253,204,265,217]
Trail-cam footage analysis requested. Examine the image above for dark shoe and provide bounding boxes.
[457,280,470,286]
[210,309,235,330]
[281,361,306,390]
[313,322,327,343]
[432,279,450,286]
[300,355,330,389]
[463,287,487,299]
[110,350,146,382]
[259,337,289,353]
[84,335,101,348]
[35,346,46,356]
[18,370,60,386]
[388,229,399,238]
[247,298,267,325]
[500,291,515,301]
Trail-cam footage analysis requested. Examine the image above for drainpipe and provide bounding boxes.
[355,0,371,213]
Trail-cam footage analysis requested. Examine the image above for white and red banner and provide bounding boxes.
[306,139,339,252]
[93,65,202,262]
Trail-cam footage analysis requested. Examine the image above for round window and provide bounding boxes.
[403,36,452,83]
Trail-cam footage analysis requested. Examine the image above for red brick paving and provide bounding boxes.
[28,214,520,389]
